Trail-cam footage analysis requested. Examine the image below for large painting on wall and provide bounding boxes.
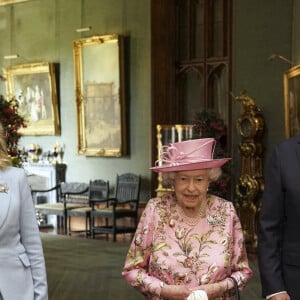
[3,62,60,135]
[284,65,300,138]
[73,34,127,157]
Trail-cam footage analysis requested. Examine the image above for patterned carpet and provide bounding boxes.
[41,233,262,299]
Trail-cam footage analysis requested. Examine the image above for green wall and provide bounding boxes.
[0,0,151,201]
[0,0,298,201]
[293,0,300,64]
[232,0,293,178]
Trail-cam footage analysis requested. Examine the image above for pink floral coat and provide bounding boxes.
[122,193,252,299]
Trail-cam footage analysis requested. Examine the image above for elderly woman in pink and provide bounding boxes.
[122,138,252,300]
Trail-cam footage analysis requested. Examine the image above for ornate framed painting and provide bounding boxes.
[0,0,29,5]
[73,34,127,157]
[284,65,300,138]
[3,62,60,135]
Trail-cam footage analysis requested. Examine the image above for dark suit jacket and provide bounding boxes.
[258,135,300,299]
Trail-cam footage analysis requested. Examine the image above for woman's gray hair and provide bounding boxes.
[162,168,222,186]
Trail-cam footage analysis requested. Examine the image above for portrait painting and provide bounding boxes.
[3,62,60,135]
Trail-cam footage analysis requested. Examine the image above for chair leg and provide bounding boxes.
[88,214,92,238]
[57,216,64,233]
[85,214,89,238]
[105,217,109,240]
[113,218,116,242]
[91,215,95,239]
[68,214,72,236]
[64,211,67,235]
[56,216,60,230]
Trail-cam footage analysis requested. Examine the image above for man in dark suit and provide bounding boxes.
[258,136,300,300]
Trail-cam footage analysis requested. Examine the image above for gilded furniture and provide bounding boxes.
[234,91,265,253]
[155,124,194,196]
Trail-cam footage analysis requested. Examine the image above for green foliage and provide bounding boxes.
[193,109,227,142]
[0,95,27,166]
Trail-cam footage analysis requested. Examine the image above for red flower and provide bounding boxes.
[0,95,27,158]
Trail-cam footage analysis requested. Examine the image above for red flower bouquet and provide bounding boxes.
[0,95,27,162]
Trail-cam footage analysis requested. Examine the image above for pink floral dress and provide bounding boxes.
[122,193,253,299]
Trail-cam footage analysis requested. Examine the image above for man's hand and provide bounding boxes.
[269,292,290,300]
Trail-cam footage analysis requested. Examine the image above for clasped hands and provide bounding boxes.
[160,282,224,300]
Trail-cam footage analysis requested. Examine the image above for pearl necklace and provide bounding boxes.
[176,199,207,226]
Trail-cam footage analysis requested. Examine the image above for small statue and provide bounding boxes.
[233,90,256,108]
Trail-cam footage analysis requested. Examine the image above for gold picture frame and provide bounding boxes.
[284,65,300,138]
[3,62,60,136]
[73,34,127,157]
[0,0,29,5]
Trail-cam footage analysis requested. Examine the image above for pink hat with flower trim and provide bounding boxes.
[150,138,231,173]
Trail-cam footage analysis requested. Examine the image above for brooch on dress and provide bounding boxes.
[207,214,225,227]
[0,183,9,193]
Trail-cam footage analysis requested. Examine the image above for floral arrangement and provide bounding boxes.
[0,95,27,164]
[193,109,230,199]
[193,109,227,142]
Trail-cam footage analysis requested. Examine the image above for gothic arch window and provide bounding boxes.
[176,0,232,128]
[150,0,232,195]
[209,64,228,124]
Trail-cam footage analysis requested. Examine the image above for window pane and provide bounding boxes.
[194,0,205,59]
[177,1,188,59]
[178,69,204,123]
[208,0,226,57]
[208,64,228,123]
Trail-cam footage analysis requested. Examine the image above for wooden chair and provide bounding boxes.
[90,173,141,241]
[67,179,109,237]
[34,182,89,234]
[32,184,61,227]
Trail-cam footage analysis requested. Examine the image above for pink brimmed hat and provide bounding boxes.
[150,138,231,173]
